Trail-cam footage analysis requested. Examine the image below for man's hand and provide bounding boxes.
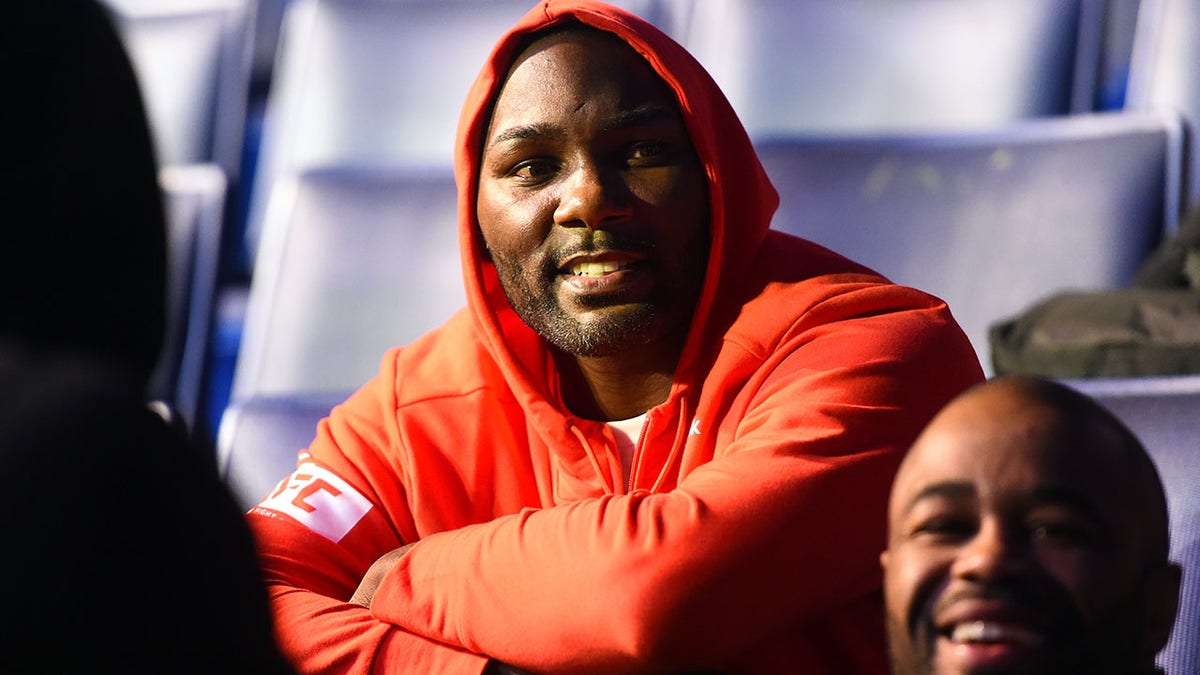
[349,543,415,607]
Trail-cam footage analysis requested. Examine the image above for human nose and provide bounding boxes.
[950,519,1027,583]
[553,161,632,229]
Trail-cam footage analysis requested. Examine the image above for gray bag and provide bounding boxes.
[990,202,1200,378]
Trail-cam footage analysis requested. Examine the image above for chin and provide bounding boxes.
[553,321,657,357]
[545,305,665,357]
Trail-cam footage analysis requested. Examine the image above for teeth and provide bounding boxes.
[952,622,999,643]
[950,621,1042,646]
[570,261,624,277]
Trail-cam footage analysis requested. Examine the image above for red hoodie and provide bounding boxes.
[248,2,984,673]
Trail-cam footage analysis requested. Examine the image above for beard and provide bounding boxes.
[487,229,706,358]
[497,268,663,357]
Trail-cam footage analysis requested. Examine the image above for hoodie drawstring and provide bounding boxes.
[650,394,690,493]
[569,423,619,494]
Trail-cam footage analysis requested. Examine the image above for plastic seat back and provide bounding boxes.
[1127,0,1200,202]
[231,166,463,401]
[756,111,1186,372]
[217,391,351,509]
[103,0,253,178]
[1065,374,1200,674]
[679,0,1104,136]
[150,164,227,431]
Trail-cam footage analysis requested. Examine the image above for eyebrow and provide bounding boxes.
[1025,485,1106,525]
[901,481,975,517]
[902,482,1108,527]
[487,104,679,148]
[602,103,677,131]
[489,122,561,147]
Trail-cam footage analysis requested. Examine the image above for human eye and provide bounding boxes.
[627,140,667,163]
[509,157,559,184]
[906,503,977,543]
[1027,508,1099,547]
[914,516,976,542]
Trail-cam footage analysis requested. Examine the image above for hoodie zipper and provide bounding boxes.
[630,395,692,493]
[626,415,652,493]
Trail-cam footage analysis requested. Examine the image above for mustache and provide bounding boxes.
[549,231,655,268]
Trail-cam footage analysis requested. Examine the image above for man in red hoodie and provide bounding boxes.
[247,2,983,672]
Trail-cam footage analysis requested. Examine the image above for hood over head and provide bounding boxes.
[455,0,779,409]
[1,0,167,386]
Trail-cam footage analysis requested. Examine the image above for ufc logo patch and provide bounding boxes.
[258,462,372,543]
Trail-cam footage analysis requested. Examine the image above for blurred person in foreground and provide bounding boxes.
[246,1,983,672]
[882,376,1181,675]
[0,1,292,672]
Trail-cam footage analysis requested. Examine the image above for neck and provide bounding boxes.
[555,335,684,421]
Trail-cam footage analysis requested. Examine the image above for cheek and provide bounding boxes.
[636,173,710,268]
[885,547,947,622]
[477,187,552,262]
[1036,550,1122,620]
[630,165,708,216]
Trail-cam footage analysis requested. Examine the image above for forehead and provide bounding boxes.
[488,29,680,129]
[891,393,1122,516]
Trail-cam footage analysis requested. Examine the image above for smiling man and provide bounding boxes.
[247,1,983,673]
[882,376,1181,675]
[473,26,711,422]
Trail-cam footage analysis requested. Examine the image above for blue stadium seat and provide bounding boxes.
[102,0,254,179]
[1126,0,1200,202]
[218,390,351,509]
[1064,374,1200,675]
[150,163,227,433]
[219,165,466,503]
[1096,0,1143,109]
[677,0,1105,137]
[755,111,1186,373]
[229,166,463,402]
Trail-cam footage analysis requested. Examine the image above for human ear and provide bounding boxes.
[1141,562,1182,659]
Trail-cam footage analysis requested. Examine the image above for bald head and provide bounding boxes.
[882,376,1179,675]
[903,376,1169,562]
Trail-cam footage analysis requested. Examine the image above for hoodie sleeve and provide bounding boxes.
[247,381,492,675]
[366,288,984,674]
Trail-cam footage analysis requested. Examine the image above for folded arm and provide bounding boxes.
[252,297,981,674]
[366,305,981,673]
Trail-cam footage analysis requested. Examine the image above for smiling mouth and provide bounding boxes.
[569,261,634,277]
[945,620,1044,647]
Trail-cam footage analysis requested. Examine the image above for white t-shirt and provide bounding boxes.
[608,413,647,483]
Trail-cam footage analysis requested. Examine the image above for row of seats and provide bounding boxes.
[98,0,1200,439]
[110,0,1200,218]
[93,2,1199,670]
[99,0,1200,219]
[100,0,254,431]
[244,0,1111,263]
[758,110,1187,368]
[226,111,1187,401]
